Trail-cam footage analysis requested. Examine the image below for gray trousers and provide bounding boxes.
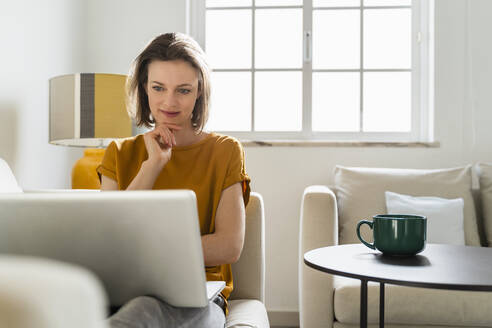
[108,296,226,328]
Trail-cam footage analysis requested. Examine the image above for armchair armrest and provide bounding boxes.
[0,256,108,328]
[299,185,338,328]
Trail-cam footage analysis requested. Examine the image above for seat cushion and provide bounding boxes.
[478,163,492,247]
[333,165,481,246]
[226,299,270,328]
[333,276,492,326]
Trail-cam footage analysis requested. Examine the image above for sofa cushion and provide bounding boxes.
[0,158,21,193]
[478,163,492,247]
[333,276,492,326]
[333,166,480,246]
[226,299,269,328]
[385,191,465,245]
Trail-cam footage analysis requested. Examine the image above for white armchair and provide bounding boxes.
[0,158,269,328]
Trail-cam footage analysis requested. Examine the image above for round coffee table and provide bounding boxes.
[304,243,492,328]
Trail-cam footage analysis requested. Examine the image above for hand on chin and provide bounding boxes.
[156,119,183,132]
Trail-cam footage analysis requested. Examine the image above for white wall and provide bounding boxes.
[2,0,492,323]
[85,0,187,74]
[0,0,88,189]
[467,0,492,162]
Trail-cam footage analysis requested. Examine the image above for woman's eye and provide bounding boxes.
[152,86,163,91]
[179,89,191,94]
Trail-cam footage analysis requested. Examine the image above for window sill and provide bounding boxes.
[241,140,440,148]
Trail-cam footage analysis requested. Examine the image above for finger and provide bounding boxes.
[156,126,174,147]
[156,123,180,134]
[155,130,166,146]
[159,129,172,148]
[150,127,167,143]
[166,129,175,147]
[162,126,176,147]
[147,129,165,149]
[148,129,162,141]
[155,122,181,131]
[155,125,169,135]
[144,133,162,154]
[144,131,158,147]
[164,123,183,131]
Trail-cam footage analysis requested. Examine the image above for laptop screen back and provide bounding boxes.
[0,190,209,307]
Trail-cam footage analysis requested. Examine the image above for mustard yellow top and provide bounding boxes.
[96,132,250,304]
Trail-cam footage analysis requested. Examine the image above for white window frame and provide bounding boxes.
[186,0,434,142]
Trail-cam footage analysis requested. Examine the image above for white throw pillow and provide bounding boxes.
[385,191,465,245]
[0,158,22,193]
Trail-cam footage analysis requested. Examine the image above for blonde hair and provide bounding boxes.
[126,33,211,132]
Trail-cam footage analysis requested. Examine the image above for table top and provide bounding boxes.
[304,244,492,291]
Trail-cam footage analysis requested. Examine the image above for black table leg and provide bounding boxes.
[380,282,385,328]
[360,279,368,328]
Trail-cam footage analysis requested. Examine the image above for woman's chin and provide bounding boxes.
[163,119,179,125]
[156,118,179,126]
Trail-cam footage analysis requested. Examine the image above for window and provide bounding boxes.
[188,0,433,142]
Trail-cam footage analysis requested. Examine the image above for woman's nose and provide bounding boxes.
[162,93,178,108]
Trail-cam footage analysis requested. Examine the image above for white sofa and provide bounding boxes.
[0,158,269,328]
[299,164,492,328]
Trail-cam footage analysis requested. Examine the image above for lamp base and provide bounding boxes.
[71,149,105,189]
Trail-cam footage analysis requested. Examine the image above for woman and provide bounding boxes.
[97,32,250,328]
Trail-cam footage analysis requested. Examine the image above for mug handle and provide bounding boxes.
[356,220,375,250]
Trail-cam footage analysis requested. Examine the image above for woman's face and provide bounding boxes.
[145,59,200,129]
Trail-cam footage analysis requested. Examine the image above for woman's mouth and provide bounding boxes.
[160,110,180,118]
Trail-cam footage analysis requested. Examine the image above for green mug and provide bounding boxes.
[356,214,427,256]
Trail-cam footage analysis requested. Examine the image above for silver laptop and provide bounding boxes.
[0,190,225,307]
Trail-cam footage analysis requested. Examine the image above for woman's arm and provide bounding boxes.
[100,175,119,190]
[100,124,180,191]
[125,159,165,190]
[201,182,246,266]
[100,159,163,190]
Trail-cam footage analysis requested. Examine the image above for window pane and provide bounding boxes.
[314,0,360,7]
[364,9,411,69]
[255,9,302,69]
[313,10,360,69]
[364,0,410,6]
[363,72,411,132]
[207,72,252,131]
[206,0,251,7]
[256,0,302,6]
[313,73,360,131]
[206,10,251,69]
[255,72,302,131]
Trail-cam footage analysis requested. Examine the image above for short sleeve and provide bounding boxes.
[223,140,251,206]
[96,141,118,182]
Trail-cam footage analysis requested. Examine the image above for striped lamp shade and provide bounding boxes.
[49,73,132,147]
